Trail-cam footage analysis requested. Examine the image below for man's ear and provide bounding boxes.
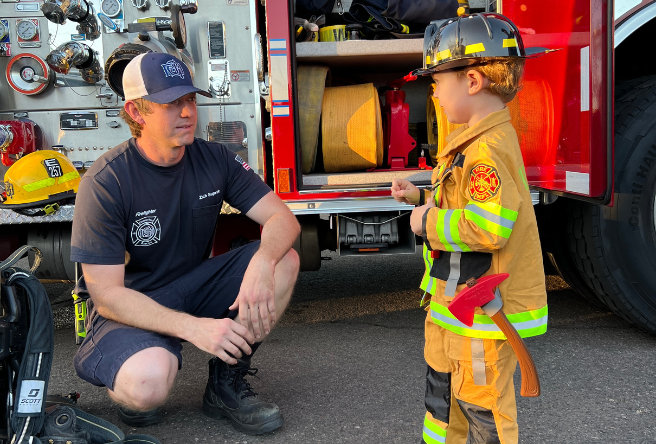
[124,101,146,125]
[465,69,488,95]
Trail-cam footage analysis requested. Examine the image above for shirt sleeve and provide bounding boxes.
[221,147,272,213]
[423,138,523,252]
[70,175,127,265]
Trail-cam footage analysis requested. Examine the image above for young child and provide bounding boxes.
[391,13,556,444]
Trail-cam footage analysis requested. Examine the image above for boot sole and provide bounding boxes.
[202,399,284,435]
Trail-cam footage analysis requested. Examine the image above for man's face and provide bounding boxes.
[138,93,198,148]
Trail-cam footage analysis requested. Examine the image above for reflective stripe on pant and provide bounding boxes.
[423,310,519,444]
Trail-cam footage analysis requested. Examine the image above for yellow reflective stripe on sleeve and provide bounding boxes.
[435,210,451,251]
[423,414,447,443]
[503,38,518,48]
[420,244,437,295]
[22,177,56,192]
[464,202,516,239]
[58,170,80,184]
[430,301,548,339]
[519,166,530,191]
[465,43,485,54]
[443,209,472,252]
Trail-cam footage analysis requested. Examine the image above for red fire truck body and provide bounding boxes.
[1,0,656,334]
[261,0,656,333]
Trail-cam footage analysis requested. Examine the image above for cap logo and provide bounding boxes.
[161,59,185,79]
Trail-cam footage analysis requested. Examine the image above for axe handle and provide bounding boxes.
[490,310,541,397]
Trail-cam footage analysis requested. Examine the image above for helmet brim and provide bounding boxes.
[0,190,76,210]
[413,48,561,76]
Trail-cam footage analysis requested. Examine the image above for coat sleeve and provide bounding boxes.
[422,138,523,252]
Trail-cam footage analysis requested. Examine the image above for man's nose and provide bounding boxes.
[180,102,196,118]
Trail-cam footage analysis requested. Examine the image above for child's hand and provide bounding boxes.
[391,179,420,205]
[410,200,436,236]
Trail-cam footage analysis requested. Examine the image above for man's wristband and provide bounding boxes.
[419,189,426,206]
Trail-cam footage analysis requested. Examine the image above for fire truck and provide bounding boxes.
[1,0,656,333]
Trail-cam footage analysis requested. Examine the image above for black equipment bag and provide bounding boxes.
[1,245,52,444]
[1,246,161,444]
[345,0,458,35]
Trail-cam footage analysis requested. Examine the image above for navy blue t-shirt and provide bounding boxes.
[71,137,271,294]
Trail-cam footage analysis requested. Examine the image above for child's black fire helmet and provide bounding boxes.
[413,13,559,76]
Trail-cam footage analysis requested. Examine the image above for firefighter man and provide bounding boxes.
[391,13,555,443]
[71,53,300,435]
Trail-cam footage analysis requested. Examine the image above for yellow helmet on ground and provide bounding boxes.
[0,150,80,216]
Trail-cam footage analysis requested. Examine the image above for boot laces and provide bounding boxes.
[228,366,259,399]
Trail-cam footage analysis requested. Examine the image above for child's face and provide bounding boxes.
[431,70,471,125]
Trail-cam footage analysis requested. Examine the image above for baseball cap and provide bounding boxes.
[122,52,212,103]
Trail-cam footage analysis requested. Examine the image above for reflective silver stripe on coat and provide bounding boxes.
[471,338,486,386]
[430,311,548,333]
[444,252,461,297]
[464,204,516,229]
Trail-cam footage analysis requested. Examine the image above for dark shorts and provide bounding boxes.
[73,241,260,390]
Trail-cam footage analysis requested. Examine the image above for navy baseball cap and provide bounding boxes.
[122,52,212,103]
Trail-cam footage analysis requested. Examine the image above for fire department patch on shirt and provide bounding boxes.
[469,164,500,202]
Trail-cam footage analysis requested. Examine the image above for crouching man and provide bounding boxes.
[71,52,300,435]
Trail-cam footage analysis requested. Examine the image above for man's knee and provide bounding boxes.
[111,347,178,410]
[278,248,300,287]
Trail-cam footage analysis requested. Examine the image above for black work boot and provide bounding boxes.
[117,406,162,427]
[202,349,283,435]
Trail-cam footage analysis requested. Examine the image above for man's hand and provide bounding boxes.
[188,317,255,365]
[229,253,277,340]
[410,199,436,236]
[391,179,420,205]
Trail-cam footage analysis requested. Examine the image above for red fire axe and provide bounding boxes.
[447,273,541,397]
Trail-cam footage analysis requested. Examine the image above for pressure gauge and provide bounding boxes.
[0,20,8,41]
[101,0,122,18]
[155,0,170,8]
[16,20,38,41]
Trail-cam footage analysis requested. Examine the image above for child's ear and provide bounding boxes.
[465,69,487,95]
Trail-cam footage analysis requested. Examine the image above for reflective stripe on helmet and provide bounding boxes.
[430,301,548,339]
[22,177,56,192]
[465,43,485,54]
[59,170,80,184]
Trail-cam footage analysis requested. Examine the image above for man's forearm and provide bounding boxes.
[91,285,195,340]
[256,210,300,265]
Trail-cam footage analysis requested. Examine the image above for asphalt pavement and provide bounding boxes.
[45,250,656,444]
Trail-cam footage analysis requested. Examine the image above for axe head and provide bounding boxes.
[447,273,510,327]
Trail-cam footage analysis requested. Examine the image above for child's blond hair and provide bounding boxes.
[458,59,525,103]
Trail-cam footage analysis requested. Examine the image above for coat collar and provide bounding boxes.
[438,107,512,159]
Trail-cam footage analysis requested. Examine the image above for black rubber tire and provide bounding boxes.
[292,217,321,272]
[534,200,606,308]
[563,75,656,333]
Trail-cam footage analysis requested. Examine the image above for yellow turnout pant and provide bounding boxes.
[423,311,519,444]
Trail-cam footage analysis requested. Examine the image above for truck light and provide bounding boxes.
[277,168,292,193]
[0,120,39,166]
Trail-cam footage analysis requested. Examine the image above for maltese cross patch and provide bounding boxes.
[469,164,500,202]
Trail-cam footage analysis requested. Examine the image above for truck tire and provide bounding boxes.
[565,76,656,333]
[534,200,606,308]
